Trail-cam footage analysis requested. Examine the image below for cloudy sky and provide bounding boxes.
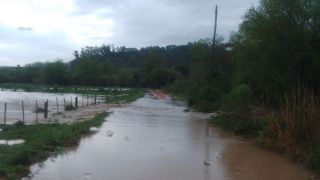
[0,0,258,66]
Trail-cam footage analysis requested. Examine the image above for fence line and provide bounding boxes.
[0,91,130,125]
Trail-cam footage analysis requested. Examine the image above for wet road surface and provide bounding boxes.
[29,94,314,180]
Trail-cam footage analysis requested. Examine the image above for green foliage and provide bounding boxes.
[209,85,261,137]
[43,60,69,85]
[210,113,265,136]
[0,44,192,88]
[106,88,145,104]
[231,0,320,104]
[220,84,252,113]
[116,68,140,87]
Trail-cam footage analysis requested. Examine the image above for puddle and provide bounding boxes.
[0,139,25,145]
[28,95,315,180]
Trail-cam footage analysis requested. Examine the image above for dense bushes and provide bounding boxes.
[210,84,263,136]
[261,88,320,166]
[211,86,320,171]
[211,113,265,136]
[220,84,252,113]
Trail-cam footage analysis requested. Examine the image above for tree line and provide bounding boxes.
[0,44,195,88]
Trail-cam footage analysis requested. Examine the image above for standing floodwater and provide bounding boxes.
[29,94,314,180]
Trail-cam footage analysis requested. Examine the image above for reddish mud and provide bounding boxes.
[149,89,170,99]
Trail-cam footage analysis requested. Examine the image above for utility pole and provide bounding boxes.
[208,5,218,93]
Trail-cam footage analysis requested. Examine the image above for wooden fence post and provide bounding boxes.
[22,101,25,124]
[56,97,59,113]
[75,97,78,109]
[94,94,97,105]
[63,98,66,109]
[4,102,7,125]
[44,100,48,119]
[35,100,38,122]
[86,95,89,106]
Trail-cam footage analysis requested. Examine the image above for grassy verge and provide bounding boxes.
[209,113,266,138]
[107,88,145,104]
[0,112,108,179]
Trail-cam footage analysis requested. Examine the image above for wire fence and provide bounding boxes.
[0,91,129,125]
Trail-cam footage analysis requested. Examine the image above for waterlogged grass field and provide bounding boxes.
[0,87,145,179]
[0,86,144,124]
[0,113,108,179]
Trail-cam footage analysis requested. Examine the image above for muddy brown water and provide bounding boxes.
[28,94,314,180]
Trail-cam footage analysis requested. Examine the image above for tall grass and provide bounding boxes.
[264,87,320,162]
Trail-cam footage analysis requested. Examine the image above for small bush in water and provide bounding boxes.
[34,107,45,113]
[64,104,76,111]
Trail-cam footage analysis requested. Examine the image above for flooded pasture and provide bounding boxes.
[28,94,314,180]
[0,89,126,124]
[0,90,81,124]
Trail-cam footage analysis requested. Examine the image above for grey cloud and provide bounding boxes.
[73,0,258,47]
[0,25,76,66]
[0,0,259,65]
[110,2,211,46]
[17,27,33,31]
[72,0,126,15]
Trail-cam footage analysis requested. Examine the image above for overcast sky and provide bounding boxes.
[0,0,258,66]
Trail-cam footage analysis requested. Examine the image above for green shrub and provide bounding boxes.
[64,103,76,111]
[210,113,265,136]
[221,84,252,113]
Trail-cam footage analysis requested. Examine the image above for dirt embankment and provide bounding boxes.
[149,89,170,99]
[40,103,126,124]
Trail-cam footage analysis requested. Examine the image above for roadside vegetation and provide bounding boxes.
[0,112,108,179]
[169,0,320,173]
[190,0,320,173]
[107,88,145,104]
[0,0,319,175]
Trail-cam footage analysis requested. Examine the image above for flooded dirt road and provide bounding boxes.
[29,94,314,180]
